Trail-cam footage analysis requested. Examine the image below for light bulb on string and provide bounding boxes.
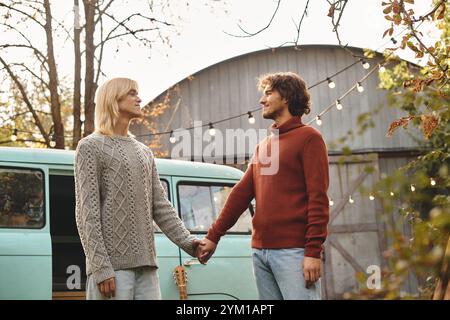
[327,78,335,89]
[336,100,343,110]
[208,123,216,136]
[348,195,354,204]
[390,191,395,197]
[356,82,364,93]
[315,116,322,126]
[247,111,255,124]
[49,134,56,148]
[329,198,334,206]
[410,185,416,192]
[379,64,386,72]
[169,130,176,144]
[369,194,375,201]
[361,60,370,69]
[430,178,436,186]
[11,128,18,142]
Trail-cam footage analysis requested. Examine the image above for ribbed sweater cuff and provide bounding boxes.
[304,246,322,259]
[206,228,221,244]
[179,235,196,257]
[92,267,116,285]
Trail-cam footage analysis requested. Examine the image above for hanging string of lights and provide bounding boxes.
[306,61,382,127]
[5,4,428,149]
[4,56,375,144]
[6,15,419,146]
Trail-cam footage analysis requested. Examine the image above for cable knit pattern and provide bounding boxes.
[74,132,196,285]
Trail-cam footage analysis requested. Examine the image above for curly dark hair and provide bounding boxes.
[257,72,311,116]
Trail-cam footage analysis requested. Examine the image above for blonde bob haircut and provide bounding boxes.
[94,77,139,136]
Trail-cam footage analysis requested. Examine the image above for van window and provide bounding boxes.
[0,167,45,229]
[177,182,252,233]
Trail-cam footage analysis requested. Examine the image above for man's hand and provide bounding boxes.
[197,238,217,264]
[98,277,116,299]
[303,256,321,288]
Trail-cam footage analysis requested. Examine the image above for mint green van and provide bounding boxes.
[0,147,257,300]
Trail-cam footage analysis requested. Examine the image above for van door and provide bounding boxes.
[172,177,258,300]
[0,164,52,299]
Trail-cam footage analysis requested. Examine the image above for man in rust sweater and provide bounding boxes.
[201,72,330,300]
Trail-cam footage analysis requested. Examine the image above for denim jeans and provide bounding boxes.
[86,266,161,300]
[252,248,322,300]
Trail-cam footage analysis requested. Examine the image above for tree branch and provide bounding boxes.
[0,55,50,146]
[224,0,281,38]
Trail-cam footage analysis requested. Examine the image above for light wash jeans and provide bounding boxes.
[86,266,161,300]
[252,248,322,300]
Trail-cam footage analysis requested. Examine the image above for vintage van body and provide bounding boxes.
[0,147,257,300]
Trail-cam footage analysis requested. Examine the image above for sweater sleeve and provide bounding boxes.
[206,161,255,244]
[148,151,197,257]
[302,134,330,258]
[74,141,115,284]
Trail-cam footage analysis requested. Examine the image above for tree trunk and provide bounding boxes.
[43,0,64,148]
[83,0,97,136]
[72,0,82,149]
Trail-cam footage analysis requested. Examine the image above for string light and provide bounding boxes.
[390,191,395,197]
[369,194,375,201]
[327,78,336,89]
[430,178,436,186]
[11,128,18,142]
[315,116,322,126]
[391,37,397,44]
[208,122,216,136]
[247,111,256,124]
[361,60,370,69]
[329,198,334,206]
[410,185,416,192]
[348,195,354,204]
[356,82,364,93]
[336,100,343,110]
[49,134,56,147]
[169,130,176,144]
[378,64,386,72]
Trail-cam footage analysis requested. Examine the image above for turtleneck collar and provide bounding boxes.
[270,116,304,135]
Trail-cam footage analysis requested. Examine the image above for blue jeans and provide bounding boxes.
[252,248,322,300]
[86,266,161,300]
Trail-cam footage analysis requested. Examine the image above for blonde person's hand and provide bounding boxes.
[303,256,321,288]
[98,277,116,299]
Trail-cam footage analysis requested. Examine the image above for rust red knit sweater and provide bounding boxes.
[206,116,330,258]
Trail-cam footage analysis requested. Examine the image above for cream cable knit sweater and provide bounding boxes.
[74,132,196,284]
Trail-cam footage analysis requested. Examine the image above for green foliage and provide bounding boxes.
[343,0,450,300]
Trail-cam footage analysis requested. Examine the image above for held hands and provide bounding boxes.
[192,238,217,264]
[302,256,322,288]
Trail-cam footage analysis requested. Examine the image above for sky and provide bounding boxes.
[1,0,442,104]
